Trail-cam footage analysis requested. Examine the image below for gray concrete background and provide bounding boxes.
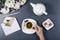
[0,0,60,40]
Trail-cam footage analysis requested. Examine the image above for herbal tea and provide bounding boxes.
[26,22,32,29]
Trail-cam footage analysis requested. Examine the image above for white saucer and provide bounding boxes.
[21,18,37,34]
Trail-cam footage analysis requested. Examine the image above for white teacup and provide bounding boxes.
[30,3,48,16]
[22,18,37,34]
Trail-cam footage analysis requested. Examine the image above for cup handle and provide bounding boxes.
[43,11,48,15]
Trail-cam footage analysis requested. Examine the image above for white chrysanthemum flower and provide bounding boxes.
[0,0,27,14]
[13,2,20,10]
[0,7,10,14]
[20,0,26,5]
[5,0,14,8]
[6,0,15,3]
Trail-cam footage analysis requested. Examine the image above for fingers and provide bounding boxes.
[33,25,39,31]
[33,25,43,31]
[36,25,42,29]
[33,25,37,32]
[36,25,39,31]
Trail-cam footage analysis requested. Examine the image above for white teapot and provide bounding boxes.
[30,3,48,16]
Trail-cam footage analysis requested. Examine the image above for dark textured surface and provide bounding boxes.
[0,0,60,40]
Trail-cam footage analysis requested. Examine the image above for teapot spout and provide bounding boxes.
[30,3,35,8]
[43,11,48,15]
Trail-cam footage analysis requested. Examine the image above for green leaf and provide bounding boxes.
[0,0,6,4]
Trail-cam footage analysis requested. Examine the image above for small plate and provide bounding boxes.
[22,18,37,34]
[42,19,54,30]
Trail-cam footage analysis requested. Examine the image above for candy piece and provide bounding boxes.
[6,20,10,22]
[24,20,28,22]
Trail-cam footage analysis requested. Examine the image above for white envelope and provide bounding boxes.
[1,17,20,36]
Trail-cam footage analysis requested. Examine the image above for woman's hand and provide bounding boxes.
[34,25,45,40]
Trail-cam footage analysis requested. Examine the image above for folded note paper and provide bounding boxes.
[1,17,20,36]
